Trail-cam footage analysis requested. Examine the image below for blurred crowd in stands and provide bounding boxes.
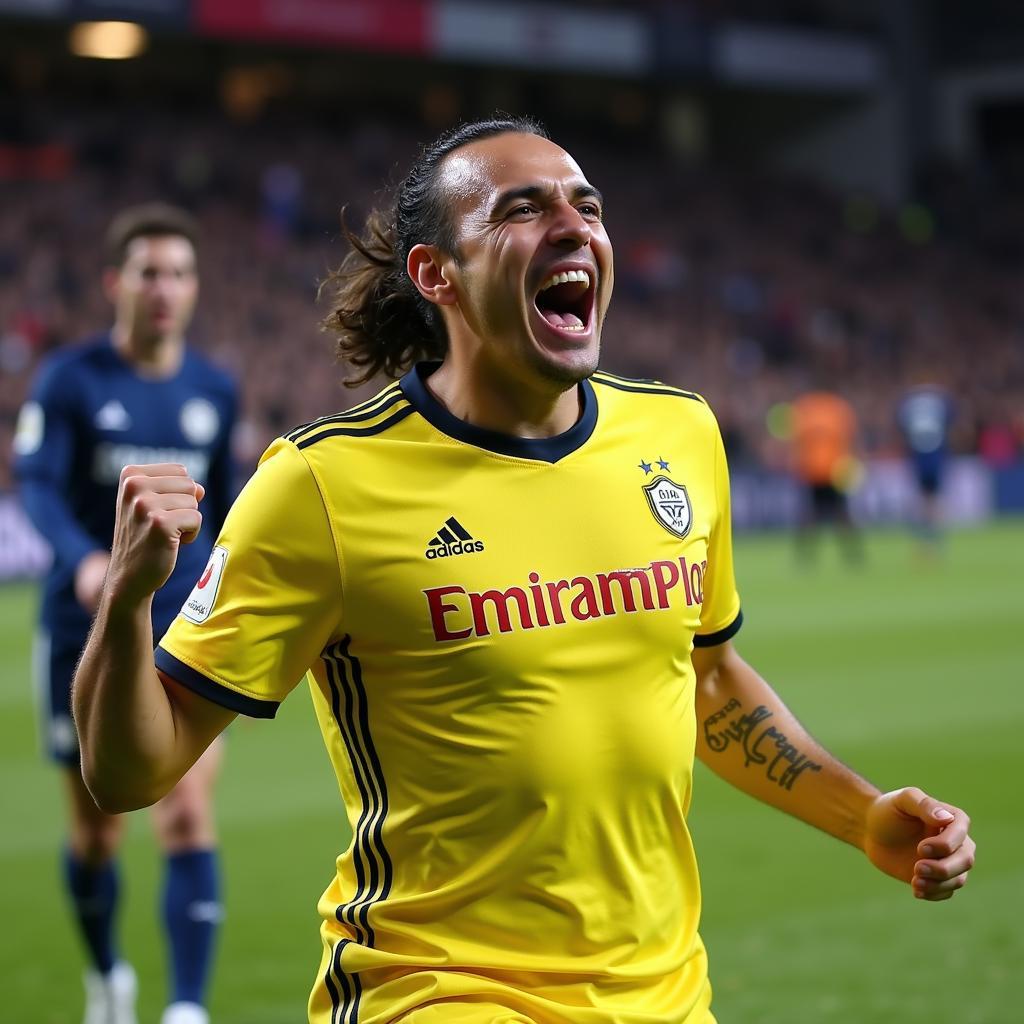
[2,100,1023,489]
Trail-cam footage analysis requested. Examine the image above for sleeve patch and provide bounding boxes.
[180,545,228,624]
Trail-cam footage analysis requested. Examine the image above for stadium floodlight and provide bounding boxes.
[69,21,148,61]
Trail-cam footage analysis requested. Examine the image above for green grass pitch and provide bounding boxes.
[1,522,1020,1022]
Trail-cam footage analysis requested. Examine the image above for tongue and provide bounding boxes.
[541,310,584,330]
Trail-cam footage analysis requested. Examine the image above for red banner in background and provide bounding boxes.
[194,0,430,54]
[0,143,73,181]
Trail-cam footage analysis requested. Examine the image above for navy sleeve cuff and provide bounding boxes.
[693,608,744,648]
[155,646,280,719]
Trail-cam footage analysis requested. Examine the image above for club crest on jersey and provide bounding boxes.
[180,398,219,445]
[643,476,692,538]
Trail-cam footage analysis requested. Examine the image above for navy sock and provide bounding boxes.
[63,848,119,975]
[163,848,221,1005]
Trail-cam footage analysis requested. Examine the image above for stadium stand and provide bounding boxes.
[1,100,1021,494]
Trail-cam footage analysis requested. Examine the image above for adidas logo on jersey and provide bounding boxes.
[425,517,485,559]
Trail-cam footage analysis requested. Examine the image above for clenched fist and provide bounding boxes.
[104,463,206,608]
[863,787,976,901]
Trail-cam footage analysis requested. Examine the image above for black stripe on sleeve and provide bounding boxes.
[288,388,407,443]
[594,370,661,384]
[294,406,415,449]
[692,608,744,648]
[287,382,402,441]
[154,646,280,719]
[592,375,704,402]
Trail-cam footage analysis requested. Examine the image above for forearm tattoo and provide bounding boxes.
[703,699,822,790]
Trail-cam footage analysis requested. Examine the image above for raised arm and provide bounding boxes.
[692,640,975,902]
[73,463,236,813]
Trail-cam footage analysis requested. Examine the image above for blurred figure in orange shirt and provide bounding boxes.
[790,390,863,564]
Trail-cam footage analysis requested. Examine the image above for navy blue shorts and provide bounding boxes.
[914,463,943,496]
[807,482,849,522]
[34,630,86,766]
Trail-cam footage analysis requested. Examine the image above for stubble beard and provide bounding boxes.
[527,341,600,391]
[525,307,603,390]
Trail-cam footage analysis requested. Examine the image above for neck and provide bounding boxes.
[111,323,184,378]
[426,352,582,439]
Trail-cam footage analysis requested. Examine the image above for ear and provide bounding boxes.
[407,244,458,307]
[101,266,121,306]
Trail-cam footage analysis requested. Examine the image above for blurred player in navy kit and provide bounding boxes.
[14,204,237,1024]
[897,383,955,555]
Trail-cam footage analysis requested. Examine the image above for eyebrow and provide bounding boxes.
[490,183,604,217]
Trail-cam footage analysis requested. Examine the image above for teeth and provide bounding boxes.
[538,269,591,292]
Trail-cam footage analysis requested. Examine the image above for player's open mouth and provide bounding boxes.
[532,268,595,336]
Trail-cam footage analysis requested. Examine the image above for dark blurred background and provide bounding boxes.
[2,0,1023,573]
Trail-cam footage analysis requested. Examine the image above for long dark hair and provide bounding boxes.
[321,115,548,386]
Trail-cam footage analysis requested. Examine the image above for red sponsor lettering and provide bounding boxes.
[650,558,679,609]
[569,576,601,620]
[544,579,570,624]
[470,587,534,637]
[527,572,551,627]
[597,569,655,615]
[689,560,704,605]
[423,585,472,641]
[423,558,707,643]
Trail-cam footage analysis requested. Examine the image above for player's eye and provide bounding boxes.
[508,204,538,219]
[578,203,602,220]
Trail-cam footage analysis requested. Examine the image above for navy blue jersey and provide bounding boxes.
[897,387,954,471]
[14,333,237,640]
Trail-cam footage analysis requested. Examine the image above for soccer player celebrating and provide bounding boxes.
[72,121,974,1024]
[15,204,237,1024]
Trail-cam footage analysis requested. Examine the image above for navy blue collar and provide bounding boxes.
[399,362,597,464]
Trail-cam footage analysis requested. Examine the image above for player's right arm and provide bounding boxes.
[73,464,236,813]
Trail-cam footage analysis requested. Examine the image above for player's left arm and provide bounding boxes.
[692,640,976,901]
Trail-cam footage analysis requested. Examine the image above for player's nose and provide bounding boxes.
[547,199,592,249]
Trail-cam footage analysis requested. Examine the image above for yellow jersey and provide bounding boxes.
[157,363,743,1024]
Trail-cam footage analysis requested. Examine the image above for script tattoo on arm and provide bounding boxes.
[702,700,823,791]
